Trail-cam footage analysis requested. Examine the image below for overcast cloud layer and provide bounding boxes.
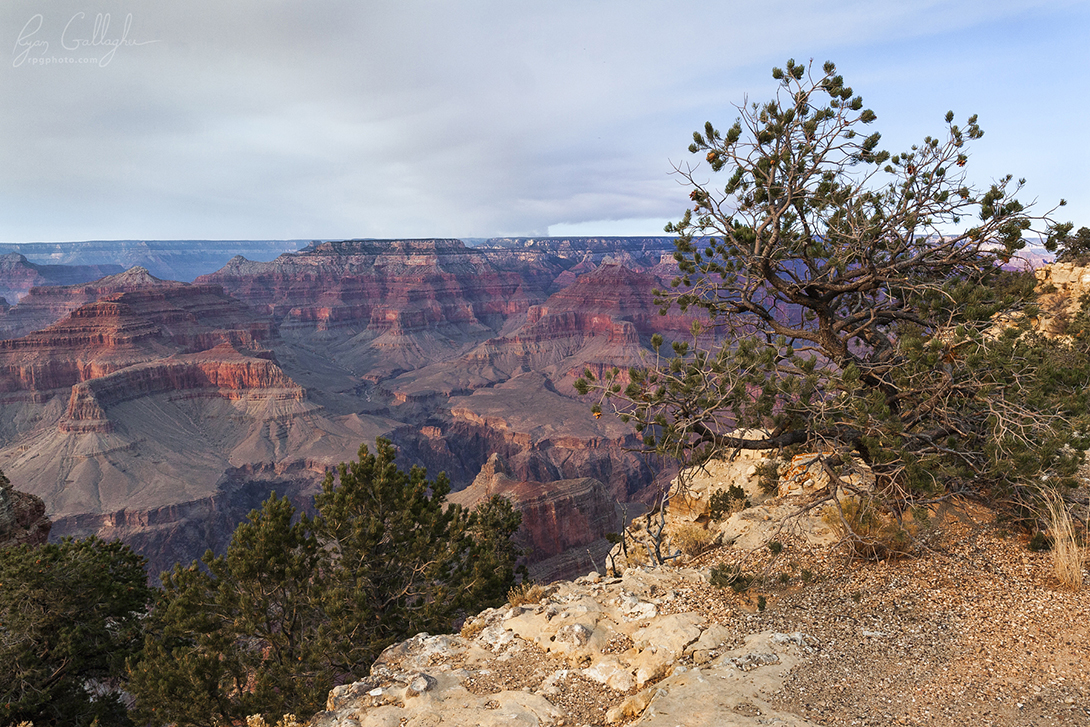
[1,1,1087,241]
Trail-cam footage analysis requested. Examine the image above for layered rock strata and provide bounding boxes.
[197,239,573,381]
[0,240,304,282]
[0,277,275,396]
[0,238,719,582]
[0,266,275,344]
[198,239,555,331]
[0,269,387,575]
[449,452,642,580]
[60,343,303,433]
[388,263,705,401]
[443,372,658,500]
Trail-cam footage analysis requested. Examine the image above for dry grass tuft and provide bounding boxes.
[672,523,714,557]
[245,716,304,727]
[460,618,486,639]
[823,496,914,561]
[507,581,547,607]
[1043,492,1085,590]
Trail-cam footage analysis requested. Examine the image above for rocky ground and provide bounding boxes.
[675,503,1090,727]
[307,488,1088,727]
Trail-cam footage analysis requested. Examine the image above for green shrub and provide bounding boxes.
[129,439,524,727]
[710,563,754,593]
[1029,531,1052,552]
[756,460,782,495]
[709,484,749,521]
[0,538,152,727]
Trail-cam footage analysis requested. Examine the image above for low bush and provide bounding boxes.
[824,496,913,561]
[709,485,749,521]
[672,523,714,557]
[507,581,547,607]
[710,563,755,593]
[460,619,486,639]
[756,460,782,495]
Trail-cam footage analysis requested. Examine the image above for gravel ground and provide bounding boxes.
[446,498,1088,726]
[673,499,1090,727]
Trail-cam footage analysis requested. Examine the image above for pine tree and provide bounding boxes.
[130,439,522,725]
[129,494,327,725]
[0,537,152,727]
[1046,224,1090,263]
[315,440,522,673]
[578,59,1087,544]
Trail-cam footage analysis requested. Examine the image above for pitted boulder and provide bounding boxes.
[406,673,437,695]
[327,679,381,711]
[586,657,637,692]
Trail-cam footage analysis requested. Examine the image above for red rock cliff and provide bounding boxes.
[0,252,122,310]
[61,343,304,433]
[0,266,182,339]
[0,280,274,395]
[197,239,565,333]
[448,452,624,563]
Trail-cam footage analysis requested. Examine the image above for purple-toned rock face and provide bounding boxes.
[0,279,275,394]
[0,252,123,309]
[450,453,622,560]
[197,240,560,334]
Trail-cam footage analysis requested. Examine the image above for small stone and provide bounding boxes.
[407,673,436,695]
[692,649,713,665]
[556,623,593,646]
[606,688,656,724]
[730,653,780,671]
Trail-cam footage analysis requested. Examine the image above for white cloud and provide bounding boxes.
[0,0,1086,240]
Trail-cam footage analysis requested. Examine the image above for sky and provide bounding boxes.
[1,1,1087,242]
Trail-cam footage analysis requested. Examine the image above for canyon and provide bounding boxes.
[0,237,701,579]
